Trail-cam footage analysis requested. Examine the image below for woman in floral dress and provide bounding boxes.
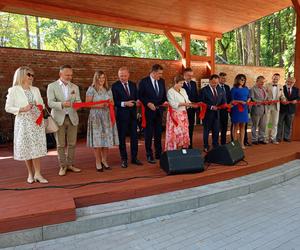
[165,75,197,150]
[86,70,119,171]
[5,66,48,184]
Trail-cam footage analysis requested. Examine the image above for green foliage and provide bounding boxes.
[216,7,296,75]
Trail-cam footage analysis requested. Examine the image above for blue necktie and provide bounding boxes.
[154,80,159,96]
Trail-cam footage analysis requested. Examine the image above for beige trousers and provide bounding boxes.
[55,116,78,168]
[265,107,280,141]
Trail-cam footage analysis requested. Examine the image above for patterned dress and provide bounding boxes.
[14,89,47,160]
[165,88,190,151]
[86,86,119,148]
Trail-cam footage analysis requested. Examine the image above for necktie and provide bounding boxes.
[124,83,130,96]
[212,88,217,99]
[288,88,292,97]
[261,88,265,98]
[221,85,225,92]
[154,80,159,96]
[186,82,191,91]
[272,84,277,87]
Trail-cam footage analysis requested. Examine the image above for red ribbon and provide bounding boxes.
[72,100,116,126]
[197,102,207,120]
[138,101,147,128]
[168,106,178,126]
[35,104,44,126]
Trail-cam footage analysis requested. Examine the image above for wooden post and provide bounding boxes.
[207,36,216,75]
[292,1,300,140]
[181,32,191,68]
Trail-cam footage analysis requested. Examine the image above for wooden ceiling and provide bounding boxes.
[0,0,292,39]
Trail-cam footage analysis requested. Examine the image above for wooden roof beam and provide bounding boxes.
[164,31,185,58]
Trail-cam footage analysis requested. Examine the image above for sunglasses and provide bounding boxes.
[27,73,34,78]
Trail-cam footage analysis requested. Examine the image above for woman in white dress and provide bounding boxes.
[165,75,197,150]
[5,66,48,184]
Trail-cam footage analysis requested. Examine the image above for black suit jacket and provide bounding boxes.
[199,85,226,120]
[280,85,299,114]
[138,76,167,117]
[111,80,138,121]
[219,84,231,103]
[182,80,198,103]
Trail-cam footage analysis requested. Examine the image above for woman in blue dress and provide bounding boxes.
[231,74,250,149]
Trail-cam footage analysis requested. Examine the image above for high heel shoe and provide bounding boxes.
[34,175,48,184]
[102,162,112,170]
[96,163,103,172]
[27,176,34,184]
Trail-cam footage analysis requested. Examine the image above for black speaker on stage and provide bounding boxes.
[160,149,204,175]
[205,140,244,165]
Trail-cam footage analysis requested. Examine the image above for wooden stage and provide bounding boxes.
[0,127,299,234]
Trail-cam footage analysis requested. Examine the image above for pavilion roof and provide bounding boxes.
[0,0,292,40]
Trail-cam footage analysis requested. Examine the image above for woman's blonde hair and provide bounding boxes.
[12,66,34,87]
[92,70,108,90]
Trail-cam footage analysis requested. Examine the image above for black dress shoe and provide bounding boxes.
[102,162,112,170]
[284,138,291,142]
[244,142,252,146]
[147,156,156,164]
[121,160,128,168]
[259,141,267,144]
[131,159,143,165]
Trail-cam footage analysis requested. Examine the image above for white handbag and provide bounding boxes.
[44,108,59,134]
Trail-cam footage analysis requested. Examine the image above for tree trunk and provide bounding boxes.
[255,21,261,66]
[35,16,41,49]
[75,24,84,52]
[0,14,11,47]
[24,16,31,49]
[109,28,121,45]
[236,29,243,64]
[217,40,228,62]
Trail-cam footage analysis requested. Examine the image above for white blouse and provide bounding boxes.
[167,87,191,111]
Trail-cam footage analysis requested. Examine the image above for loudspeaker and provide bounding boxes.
[160,149,204,175]
[205,140,244,165]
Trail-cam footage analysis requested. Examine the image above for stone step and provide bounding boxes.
[1,160,300,248]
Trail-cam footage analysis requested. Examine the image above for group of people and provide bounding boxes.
[5,65,299,184]
[200,73,299,151]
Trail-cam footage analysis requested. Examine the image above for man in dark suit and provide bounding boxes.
[183,67,199,148]
[199,74,226,152]
[138,64,167,164]
[112,67,143,168]
[276,77,299,143]
[218,72,231,145]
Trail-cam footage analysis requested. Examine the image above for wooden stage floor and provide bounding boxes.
[0,127,299,233]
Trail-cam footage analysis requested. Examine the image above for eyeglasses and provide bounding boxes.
[27,73,34,78]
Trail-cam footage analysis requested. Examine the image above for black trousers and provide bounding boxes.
[203,113,219,149]
[219,110,229,145]
[116,117,138,161]
[187,108,196,148]
[144,111,162,158]
[276,112,295,141]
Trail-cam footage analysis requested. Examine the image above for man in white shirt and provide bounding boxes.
[264,73,285,144]
[138,64,167,163]
[47,65,82,176]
